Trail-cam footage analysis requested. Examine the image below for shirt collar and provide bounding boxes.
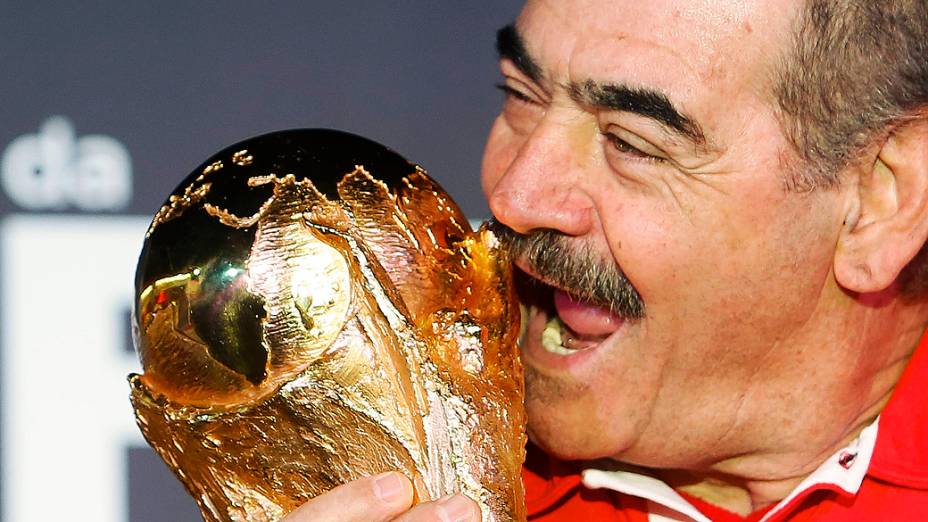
[581,418,879,522]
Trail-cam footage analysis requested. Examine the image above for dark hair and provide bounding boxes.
[774,1,928,190]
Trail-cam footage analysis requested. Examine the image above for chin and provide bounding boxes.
[522,373,641,462]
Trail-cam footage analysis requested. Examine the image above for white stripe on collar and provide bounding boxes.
[580,418,880,522]
[581,467,712,522]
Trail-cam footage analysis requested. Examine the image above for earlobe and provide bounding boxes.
[834,119,928,294]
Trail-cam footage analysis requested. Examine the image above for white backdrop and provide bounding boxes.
[2,215,146,521]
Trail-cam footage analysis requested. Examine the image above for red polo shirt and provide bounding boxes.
[523,332,928,521]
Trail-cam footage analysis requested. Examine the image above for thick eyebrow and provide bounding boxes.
[495,24,542,84]
[495,25,707,148]
[570,81,708,147]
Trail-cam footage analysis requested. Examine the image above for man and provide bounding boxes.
[285,0,928,520]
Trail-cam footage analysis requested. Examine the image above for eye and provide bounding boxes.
[603,129,668,164]
[495,83,534,105]
[605,133,654,159]
[495,80,545,135]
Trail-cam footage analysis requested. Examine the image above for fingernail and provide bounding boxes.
[437,494,477,522]
[372,472,405,503]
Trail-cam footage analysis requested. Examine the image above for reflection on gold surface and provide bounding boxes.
[130,132,525,522]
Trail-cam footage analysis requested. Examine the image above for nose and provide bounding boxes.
[485,118,594,236]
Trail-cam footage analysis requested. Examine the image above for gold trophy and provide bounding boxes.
[128,129,526,521]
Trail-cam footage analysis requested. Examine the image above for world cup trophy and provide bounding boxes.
[128,129,526,521]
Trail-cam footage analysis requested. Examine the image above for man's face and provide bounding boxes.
[482,0,852,467]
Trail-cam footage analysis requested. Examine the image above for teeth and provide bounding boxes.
[541,316,576,355]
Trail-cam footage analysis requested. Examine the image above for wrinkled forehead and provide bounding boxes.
[516,0,800,115]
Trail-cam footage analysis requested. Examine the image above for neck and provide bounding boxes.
[658,300,926,516]
[659,399,887,515]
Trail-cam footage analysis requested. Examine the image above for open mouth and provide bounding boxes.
[514,264,625,357]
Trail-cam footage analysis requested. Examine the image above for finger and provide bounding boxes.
[393,493,481,522]
[281,471,414,522]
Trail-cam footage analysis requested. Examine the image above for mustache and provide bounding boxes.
[486,219,645,319]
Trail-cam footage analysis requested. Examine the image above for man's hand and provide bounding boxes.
[281,472,481,522]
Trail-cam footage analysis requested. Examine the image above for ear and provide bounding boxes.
[834,119,928,293]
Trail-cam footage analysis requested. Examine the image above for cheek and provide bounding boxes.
[597,197,678,296]
[597,187,836,326]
